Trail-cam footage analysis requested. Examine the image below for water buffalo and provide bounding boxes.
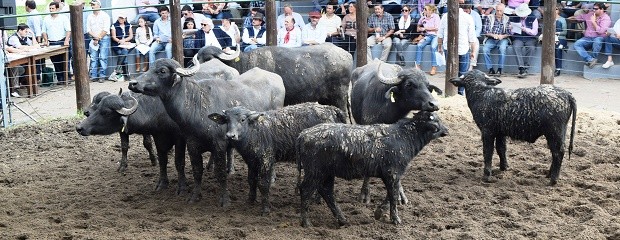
[449,70,577,185]
[128,57,285,206]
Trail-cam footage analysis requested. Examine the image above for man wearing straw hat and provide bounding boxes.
[510,3,538,78]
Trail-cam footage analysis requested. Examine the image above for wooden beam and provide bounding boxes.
[356,0,369,67]
[265,0,277,46]
[444,0,459,96]
[170,0,183,65]
[540,1,557,84]
[70,3,89,112]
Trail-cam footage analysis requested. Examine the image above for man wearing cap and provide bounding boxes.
[302,11,327,46]
[194,18,233,53]
[568,2,611,69]
[86,0,111,82]
[241,12,266,52]
[318,3,342,43]
[181,5,208,26]
[132,0,160,24]
[277,16,302,48]
[367,4,395,61]
[277,4,305,30]
[42,2,71,84]
[149,6,172,67]
[510,3,538,78]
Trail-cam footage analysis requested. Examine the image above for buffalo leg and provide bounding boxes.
[247,160,259,204]
[143,134,158,166]
[496,136,508,171]
[300,174,318,228]
[152,136,171,191]
[188,146,204,203]
[213,144,231,207]
[546,133,565,185]
[174,138,188,195]
[397,181,408,205]
[118,132,130,173]
[319,176,348,227]
[358,177,371,204]
[227,146,235,174]
[481,134,496,182]
[379,175,401,225]
[259,157,276,215]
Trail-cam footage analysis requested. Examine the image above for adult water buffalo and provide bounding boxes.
[196,43,352,121]
[128,57,285,206]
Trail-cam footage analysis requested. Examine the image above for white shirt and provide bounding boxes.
[301,23,326,44]
[241,26,267,45]
[221,22,240,47]
[438,9,476,55]
[204,30,222,48]
[181,13,208,27]
[42,14,71,41]
[277,27,302,48]
[87,11,112,37]
[135,26,153,44]
[317,14,341,35]
[26,9,43,38]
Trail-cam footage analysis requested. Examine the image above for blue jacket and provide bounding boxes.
[194,27,232,49]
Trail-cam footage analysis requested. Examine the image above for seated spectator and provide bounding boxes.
[149,6,172,67]
[473,0,500,16]
[392,5,417,66]
[220,13,241,49]
[5,24,39,97]
[601,18,620,69]
[132,0,160,24]
[555,7,568,76]
[510,3,539,78]
[182,17,198,66]
[367,4,395,61]
[568,3,611,68]
[528,0,541,20]
[277,4,305,30]
[134,16,153,72]
[302,11,327,46]
[318,3,342,43]
[338,3,357,56]
[277,16,302,48]
[241,12,266,52]
[414,5,440,74]
[202,0,225,19]
[481,3,510,76]
[110,14,134,81]
[243,8,261,28]
[195,18,233,52]
[181,5,208,26]
[414,0,433,21]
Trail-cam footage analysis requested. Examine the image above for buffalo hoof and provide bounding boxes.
[155,179,169,191]
[337,218,349,227]
[374,205,388,221]
[227,166,236,175]
[358,192,371,204]
[149,156,158,166]
[260,206,271,216]
[483,175,498,183]
[301,219,312,228]
[176,183,189,195]
[398,193,409,205]
[500,164,509,171]
[391,215,402,225]
[188,192,202,203]
[219,192,231,207]
[117,163,128,173]
[548,178,558,186]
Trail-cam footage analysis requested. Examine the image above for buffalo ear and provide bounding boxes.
[384,86,400,103]
[248,112,266,124]
[208,113,228,125]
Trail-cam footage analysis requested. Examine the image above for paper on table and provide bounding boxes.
[135,44,150,55]
[511,22,522,34]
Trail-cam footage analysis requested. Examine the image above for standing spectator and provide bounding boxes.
[601,18,620,69]
[413,5,440,73]
[25,0,42,43]
[555,7,568,76]
[529,0,541,20]
[481,3,510,76]
[302,11,327,45]
[194,18,233,51]
[220,12,241,48]
[241,12,266,52]
[132,0,160,24]
[149,6,173,67]
[511,3,539,78]
[277,4,305,30]
[110,14,134,81]
[568,3,611,69]
[473,0,500,16]
[42,1,71,85]
[134,16,153,72]
[277,16,302,48]
[438,0,476,95]
[182,18,198,66]
[339,3,357,56]
[367,4,395,61]
[181,5,208,26]
[202,0,226,19]
[318,3,342,43]
[86,0,111,82]
[393,5,417,66]
[463,1,482,71]
[437,0,447,15]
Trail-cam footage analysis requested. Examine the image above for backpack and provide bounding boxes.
[41,67,55,87]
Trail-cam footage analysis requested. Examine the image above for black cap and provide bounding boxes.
[222,12,232,19]
[181,5,192,12]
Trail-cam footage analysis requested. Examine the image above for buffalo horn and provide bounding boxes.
[376,62,403,84]
[116,95,139,116]
[217,45,240,61]
[176,55,200,76]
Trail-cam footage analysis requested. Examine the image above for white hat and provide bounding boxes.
[117,13,126,19]
[514,3,532,17]
[202,18,214,29]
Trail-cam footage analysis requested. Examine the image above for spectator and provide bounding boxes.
[110,14,134,81]
[1,29,25,98]
[277,4,305,30]
[241,12,266,52]
[367,4,395,61]
[437,0,447,15]
[382,0,402,15]
[277,16,302,48]
[414,0,433,21]
[202,0,226,19]
[243,8,261,28]
[181,5,208,26]
[392,5,416,66]
[134,16,153,72]
[42,1,71,85]
[132,0,160,24]
[510,3,538,78]
[481,3,510,76]
[438,0,476,95]
[601,17,620,69]
[473,0,499,16]
[149,6,173,67]
[413,5,440,73]
[568,3,611,69]
[555,7,568,76]
[220,12,241,48]
[339,3,358,56]
[463,1,482,71]
[528,0,541,20]
[25,0,42,43]
[182,17,198,66]
[318,3,342,43]
[6,24,39,97]
[86,0,111,82]
[302,11,327,46]
[195,18,233,52]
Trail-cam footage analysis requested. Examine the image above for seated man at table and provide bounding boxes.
[6,23,40,97]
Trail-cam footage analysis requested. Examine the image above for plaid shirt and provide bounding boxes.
[482,15,509,35]
[368,13,395,36]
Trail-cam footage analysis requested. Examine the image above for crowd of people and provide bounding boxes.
[4,0,620,96]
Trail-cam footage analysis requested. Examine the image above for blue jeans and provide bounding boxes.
[149,41,173,67]
[132,12,160,24]
[458,51,470,95]
[204,12,224,19]
[415,35,438,66]
[604,35,620,55]
[482,38,509,70]
[556,39,568,69]
[574,36,604,62]
[89,35,110,79]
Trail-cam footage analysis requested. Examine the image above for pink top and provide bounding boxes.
[576,12,612,38]
[418,13,440,36]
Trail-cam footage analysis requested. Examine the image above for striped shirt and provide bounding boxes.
[367,13,395,36]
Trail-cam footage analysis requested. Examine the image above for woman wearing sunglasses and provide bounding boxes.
[392,6,418,66]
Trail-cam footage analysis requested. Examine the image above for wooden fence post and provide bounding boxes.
[70,3,89,112]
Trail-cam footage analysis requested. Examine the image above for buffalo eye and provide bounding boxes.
[159,68,167,74]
